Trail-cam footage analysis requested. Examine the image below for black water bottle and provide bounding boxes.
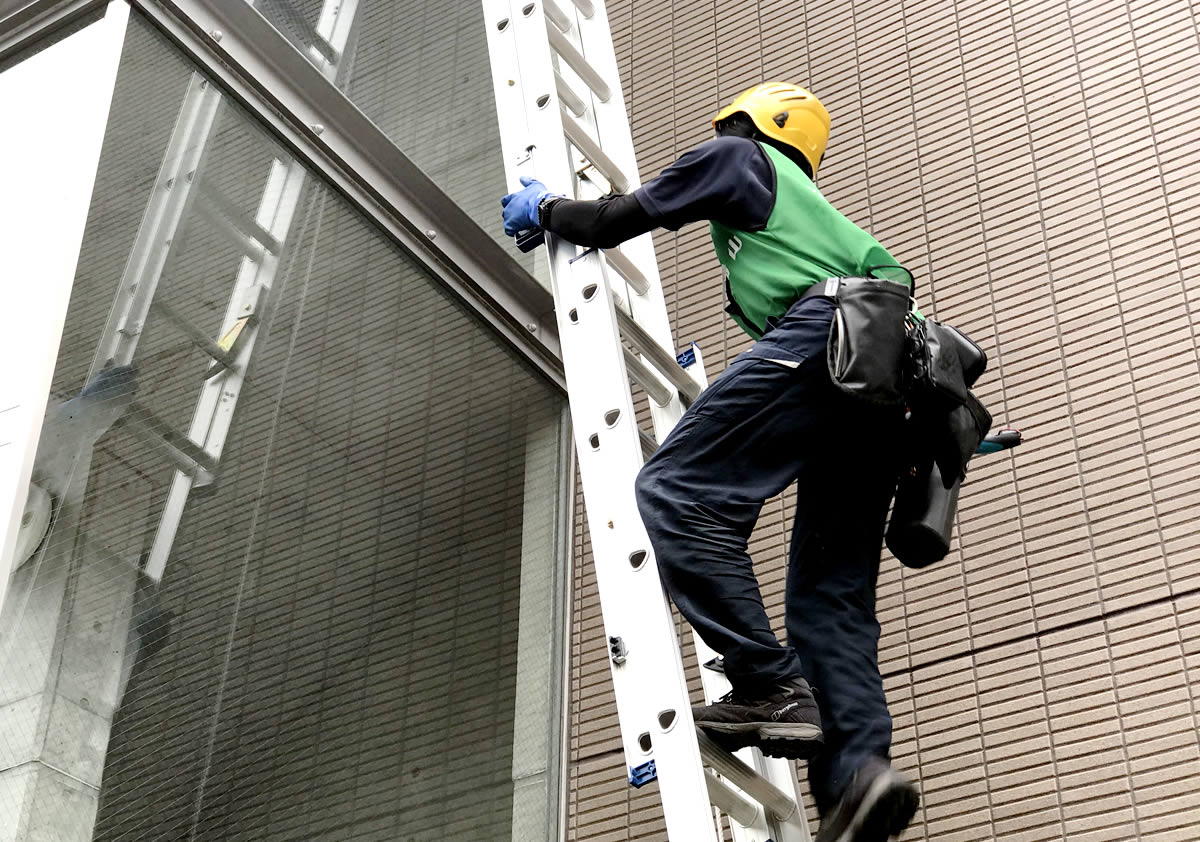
[886,458,959,568]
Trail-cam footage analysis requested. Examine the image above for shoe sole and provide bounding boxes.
[825,770,920,842]
[697,722,824,759]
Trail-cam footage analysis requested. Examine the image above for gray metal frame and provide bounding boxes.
[0,0,104,66]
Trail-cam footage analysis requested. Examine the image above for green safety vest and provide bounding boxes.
[709,142,909,338]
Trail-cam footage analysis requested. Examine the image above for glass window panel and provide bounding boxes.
[250,0,546,284]
[0,12,567,842]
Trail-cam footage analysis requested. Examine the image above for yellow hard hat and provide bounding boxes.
[712,83,831,176]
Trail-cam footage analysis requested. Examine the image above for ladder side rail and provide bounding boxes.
[544,3,707,458]
[563,2,686,444]
[482,0,644,764]
[97,75,223,369]
[547,4,700,425]
[484,3,718,840]
[545,247,719,842]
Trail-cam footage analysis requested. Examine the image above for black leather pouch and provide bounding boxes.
[931,391,993,488]
[905,320,988,410]
[824,277,912,406]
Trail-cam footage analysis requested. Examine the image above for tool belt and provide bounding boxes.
[801,274,992,480]
[802,274,994,568]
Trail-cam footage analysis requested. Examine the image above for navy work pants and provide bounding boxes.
[634,296,902,812]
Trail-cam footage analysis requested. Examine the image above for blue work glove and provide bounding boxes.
[501,176,554,237]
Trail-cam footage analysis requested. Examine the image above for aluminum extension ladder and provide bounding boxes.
[482,2,813,840]
[91,0,361,583]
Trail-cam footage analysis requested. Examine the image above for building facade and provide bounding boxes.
[2,1,1200,841]
[570,1,1200,840]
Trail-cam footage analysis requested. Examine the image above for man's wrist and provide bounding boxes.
[536,193,561,228]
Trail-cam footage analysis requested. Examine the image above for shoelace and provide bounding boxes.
[714,689,751,705]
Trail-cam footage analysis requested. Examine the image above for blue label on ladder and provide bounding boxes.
[628,759,657,788]
[676,346,696,368]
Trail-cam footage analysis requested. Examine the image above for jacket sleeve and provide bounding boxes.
[538,136,775,247]
[538,192,654,248]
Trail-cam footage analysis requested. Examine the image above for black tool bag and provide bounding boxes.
[903,319,992,487]
[817,276,913,406]
[886,316,993,569]
[886,457,960,569]
[807,271,996,569]
[809,272,993,488]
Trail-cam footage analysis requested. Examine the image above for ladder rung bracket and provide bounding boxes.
[696,731,798,824]
[615,307,700,405]
[554,69,587,117]
[623,348,671,407]
[543,0,572,33]
[150,300,238,369]
[704,770,761,829]
[604,247,650,296]
[546,21,611,101]
[562,111,629,193]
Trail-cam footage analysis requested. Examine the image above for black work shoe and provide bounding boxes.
[691,676,823,759]
[814,756,919,842]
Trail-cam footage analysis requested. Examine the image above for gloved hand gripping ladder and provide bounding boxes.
[482,2,814,840]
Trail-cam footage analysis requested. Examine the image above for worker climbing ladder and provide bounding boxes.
[482,2,814,840]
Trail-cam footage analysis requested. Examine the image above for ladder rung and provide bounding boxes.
[623,347,671,407]
[543,0,572,33]
[604,247,650,296]
[283,11,338,64]
[704,770,760,828]
[615,308,701,405]
[696,731,798,824]
[554,69,587,117]
[151,300,238,369]
[562,111,629,193]
[639,428,657,461]
[566,0,595,16]
[546,22,611,102]
[120,400,217,479]
[196,182,282,257]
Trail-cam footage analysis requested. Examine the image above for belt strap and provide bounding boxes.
[800,278,843,301]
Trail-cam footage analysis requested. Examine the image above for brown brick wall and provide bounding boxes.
[569,1,1200,839]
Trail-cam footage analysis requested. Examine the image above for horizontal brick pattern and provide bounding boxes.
[570,0,1200,838]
